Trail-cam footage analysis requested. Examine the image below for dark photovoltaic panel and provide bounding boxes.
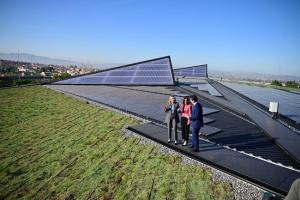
[53,56,175,85]
[203,117,215,124]
[200,125,222,136]
[174,64,208,78]
[203,107,220,115]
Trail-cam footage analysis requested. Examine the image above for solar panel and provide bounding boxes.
[203,117,215,124]
[200,125,222,136]
[53,56,175,85]
[203,107,220,115]
[174,64,208,78]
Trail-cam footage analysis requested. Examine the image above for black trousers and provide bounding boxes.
[181,117,190,142]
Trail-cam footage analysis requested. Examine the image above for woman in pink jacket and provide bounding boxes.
[180,96,192,146]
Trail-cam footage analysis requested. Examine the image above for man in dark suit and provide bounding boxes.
[190,95,203,152]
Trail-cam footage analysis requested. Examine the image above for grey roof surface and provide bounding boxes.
[196,83,223,97]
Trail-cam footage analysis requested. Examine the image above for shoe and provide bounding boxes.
[182,141,188,146]
[175,140,178,145]
[189,145,194,149]
[168,139,171,143]
[192,149,199,152]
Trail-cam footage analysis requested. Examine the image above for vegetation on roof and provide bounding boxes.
[0,86,233,199]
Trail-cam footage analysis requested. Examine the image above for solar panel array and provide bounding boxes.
[174,64,208,78]
[54,57,175,85]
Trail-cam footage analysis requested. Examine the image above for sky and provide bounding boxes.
[0,0,300,76]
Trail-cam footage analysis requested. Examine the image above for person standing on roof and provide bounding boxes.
[164,95,180,144]
[180,96,192,146]
[189,95,204,152]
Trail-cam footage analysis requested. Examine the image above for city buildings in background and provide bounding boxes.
[0,59,97,78]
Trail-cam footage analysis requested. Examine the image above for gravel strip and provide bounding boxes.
[47,85,268,200]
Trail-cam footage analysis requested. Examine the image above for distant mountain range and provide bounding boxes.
[0,52,126,70]
[0,52,88,67]
[1,52,299,82]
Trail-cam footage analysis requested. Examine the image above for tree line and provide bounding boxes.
[271,80,300,88]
